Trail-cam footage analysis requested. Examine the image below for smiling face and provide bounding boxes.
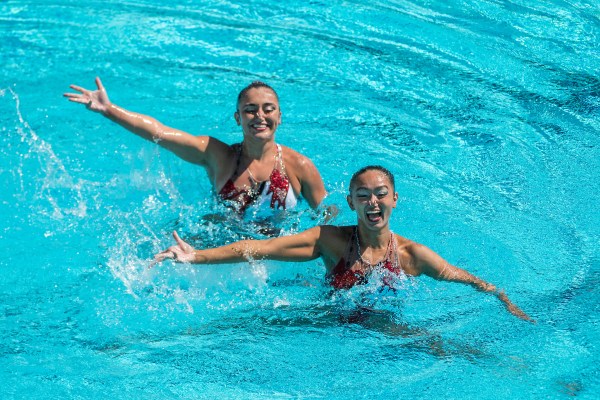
[234,87,281,142]
[347,169,398,231]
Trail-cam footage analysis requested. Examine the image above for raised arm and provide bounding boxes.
[408,243,534,322]
[64,77,226,167]
[154,227,324,265]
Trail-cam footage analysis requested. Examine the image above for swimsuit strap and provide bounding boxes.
[388,231,399,270]
[274,144,287,177]
[385,232,395,267]
[336,227,357,270]
[382,232,396,269]
[230,143,261,192]
[345,226,359,269]
[230,143,243,180]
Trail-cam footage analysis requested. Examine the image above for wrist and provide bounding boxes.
[192,250,203,264]
[101,103,115,117]
[482,282,497,293]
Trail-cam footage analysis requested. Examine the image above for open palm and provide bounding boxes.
[63,77,111,113]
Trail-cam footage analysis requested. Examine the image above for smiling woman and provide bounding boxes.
[218,82,301,212]
[63,78,327,216]
[154,165,534,322]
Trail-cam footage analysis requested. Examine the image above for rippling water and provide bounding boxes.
[1,0,599,398]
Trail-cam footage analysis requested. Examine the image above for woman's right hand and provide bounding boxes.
[152,231,196,266]
[63,77,111,114]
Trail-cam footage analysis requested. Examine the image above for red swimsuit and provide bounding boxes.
[328,228,402,289]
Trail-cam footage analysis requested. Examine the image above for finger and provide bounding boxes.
[173,231,186,247]
[173,231,194,252]
[152,254,170,265]
[63,92,85,99]
[156,249,175,261]
[65,96,91,105]
[173,230,181,241]
[95,76,105,91]
[69,84,88,93]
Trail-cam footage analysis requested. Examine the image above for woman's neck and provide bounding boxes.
[357,225,391,250]
[241,139,276,160]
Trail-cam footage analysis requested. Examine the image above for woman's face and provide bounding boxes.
[235,87,281,142]
[347,170,398,231]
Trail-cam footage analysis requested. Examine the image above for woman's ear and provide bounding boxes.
[234,111,240,125]
[347,195,354,210]
[393,192,398,208]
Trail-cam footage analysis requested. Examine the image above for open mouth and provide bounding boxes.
[366,210,382,222]
[250,122,269,132]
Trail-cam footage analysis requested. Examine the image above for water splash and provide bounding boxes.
[2,87,88,229]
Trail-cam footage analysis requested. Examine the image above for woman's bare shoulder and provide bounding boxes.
[315,225,354,264]
[319,224,353,235]
[279,144,317,170]
[394,234,418,249]
[317,225,353,246]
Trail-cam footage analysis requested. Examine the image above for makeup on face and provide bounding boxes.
[236,88,281,136]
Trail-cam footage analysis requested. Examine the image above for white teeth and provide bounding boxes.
[366,210,382,221]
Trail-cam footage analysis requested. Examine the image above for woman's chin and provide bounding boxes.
[360,218,387,231]
[245,130,275,142]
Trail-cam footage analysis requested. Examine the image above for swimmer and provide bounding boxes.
[153,165,534,322]
[64,78,328,215]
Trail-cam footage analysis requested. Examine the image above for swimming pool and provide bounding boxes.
[1,0,599,398]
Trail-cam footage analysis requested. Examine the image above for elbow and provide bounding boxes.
[151,122,168,142]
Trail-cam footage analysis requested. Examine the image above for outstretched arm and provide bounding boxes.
[153,227,323,266]
[409,243,534,322]
[64,77,223,167]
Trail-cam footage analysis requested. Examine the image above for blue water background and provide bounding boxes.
[1,0,599,398]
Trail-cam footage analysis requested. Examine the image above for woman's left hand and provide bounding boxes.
[496,290,536,323]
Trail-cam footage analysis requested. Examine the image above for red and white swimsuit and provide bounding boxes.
[218,144,298,213]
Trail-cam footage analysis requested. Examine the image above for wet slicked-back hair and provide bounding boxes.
[349,165,395,192]
[236,81,279,109]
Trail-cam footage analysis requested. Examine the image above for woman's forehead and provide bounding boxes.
[240,87,278,105]
[352,170,391,189]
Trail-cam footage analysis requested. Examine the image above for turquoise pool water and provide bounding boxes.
[1,0,599,398]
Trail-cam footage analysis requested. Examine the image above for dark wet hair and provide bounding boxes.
[349,165,395,192]
[236,81,279,109]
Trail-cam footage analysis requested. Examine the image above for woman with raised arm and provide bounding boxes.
[154,165,534,322]
[64,78,327,215]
